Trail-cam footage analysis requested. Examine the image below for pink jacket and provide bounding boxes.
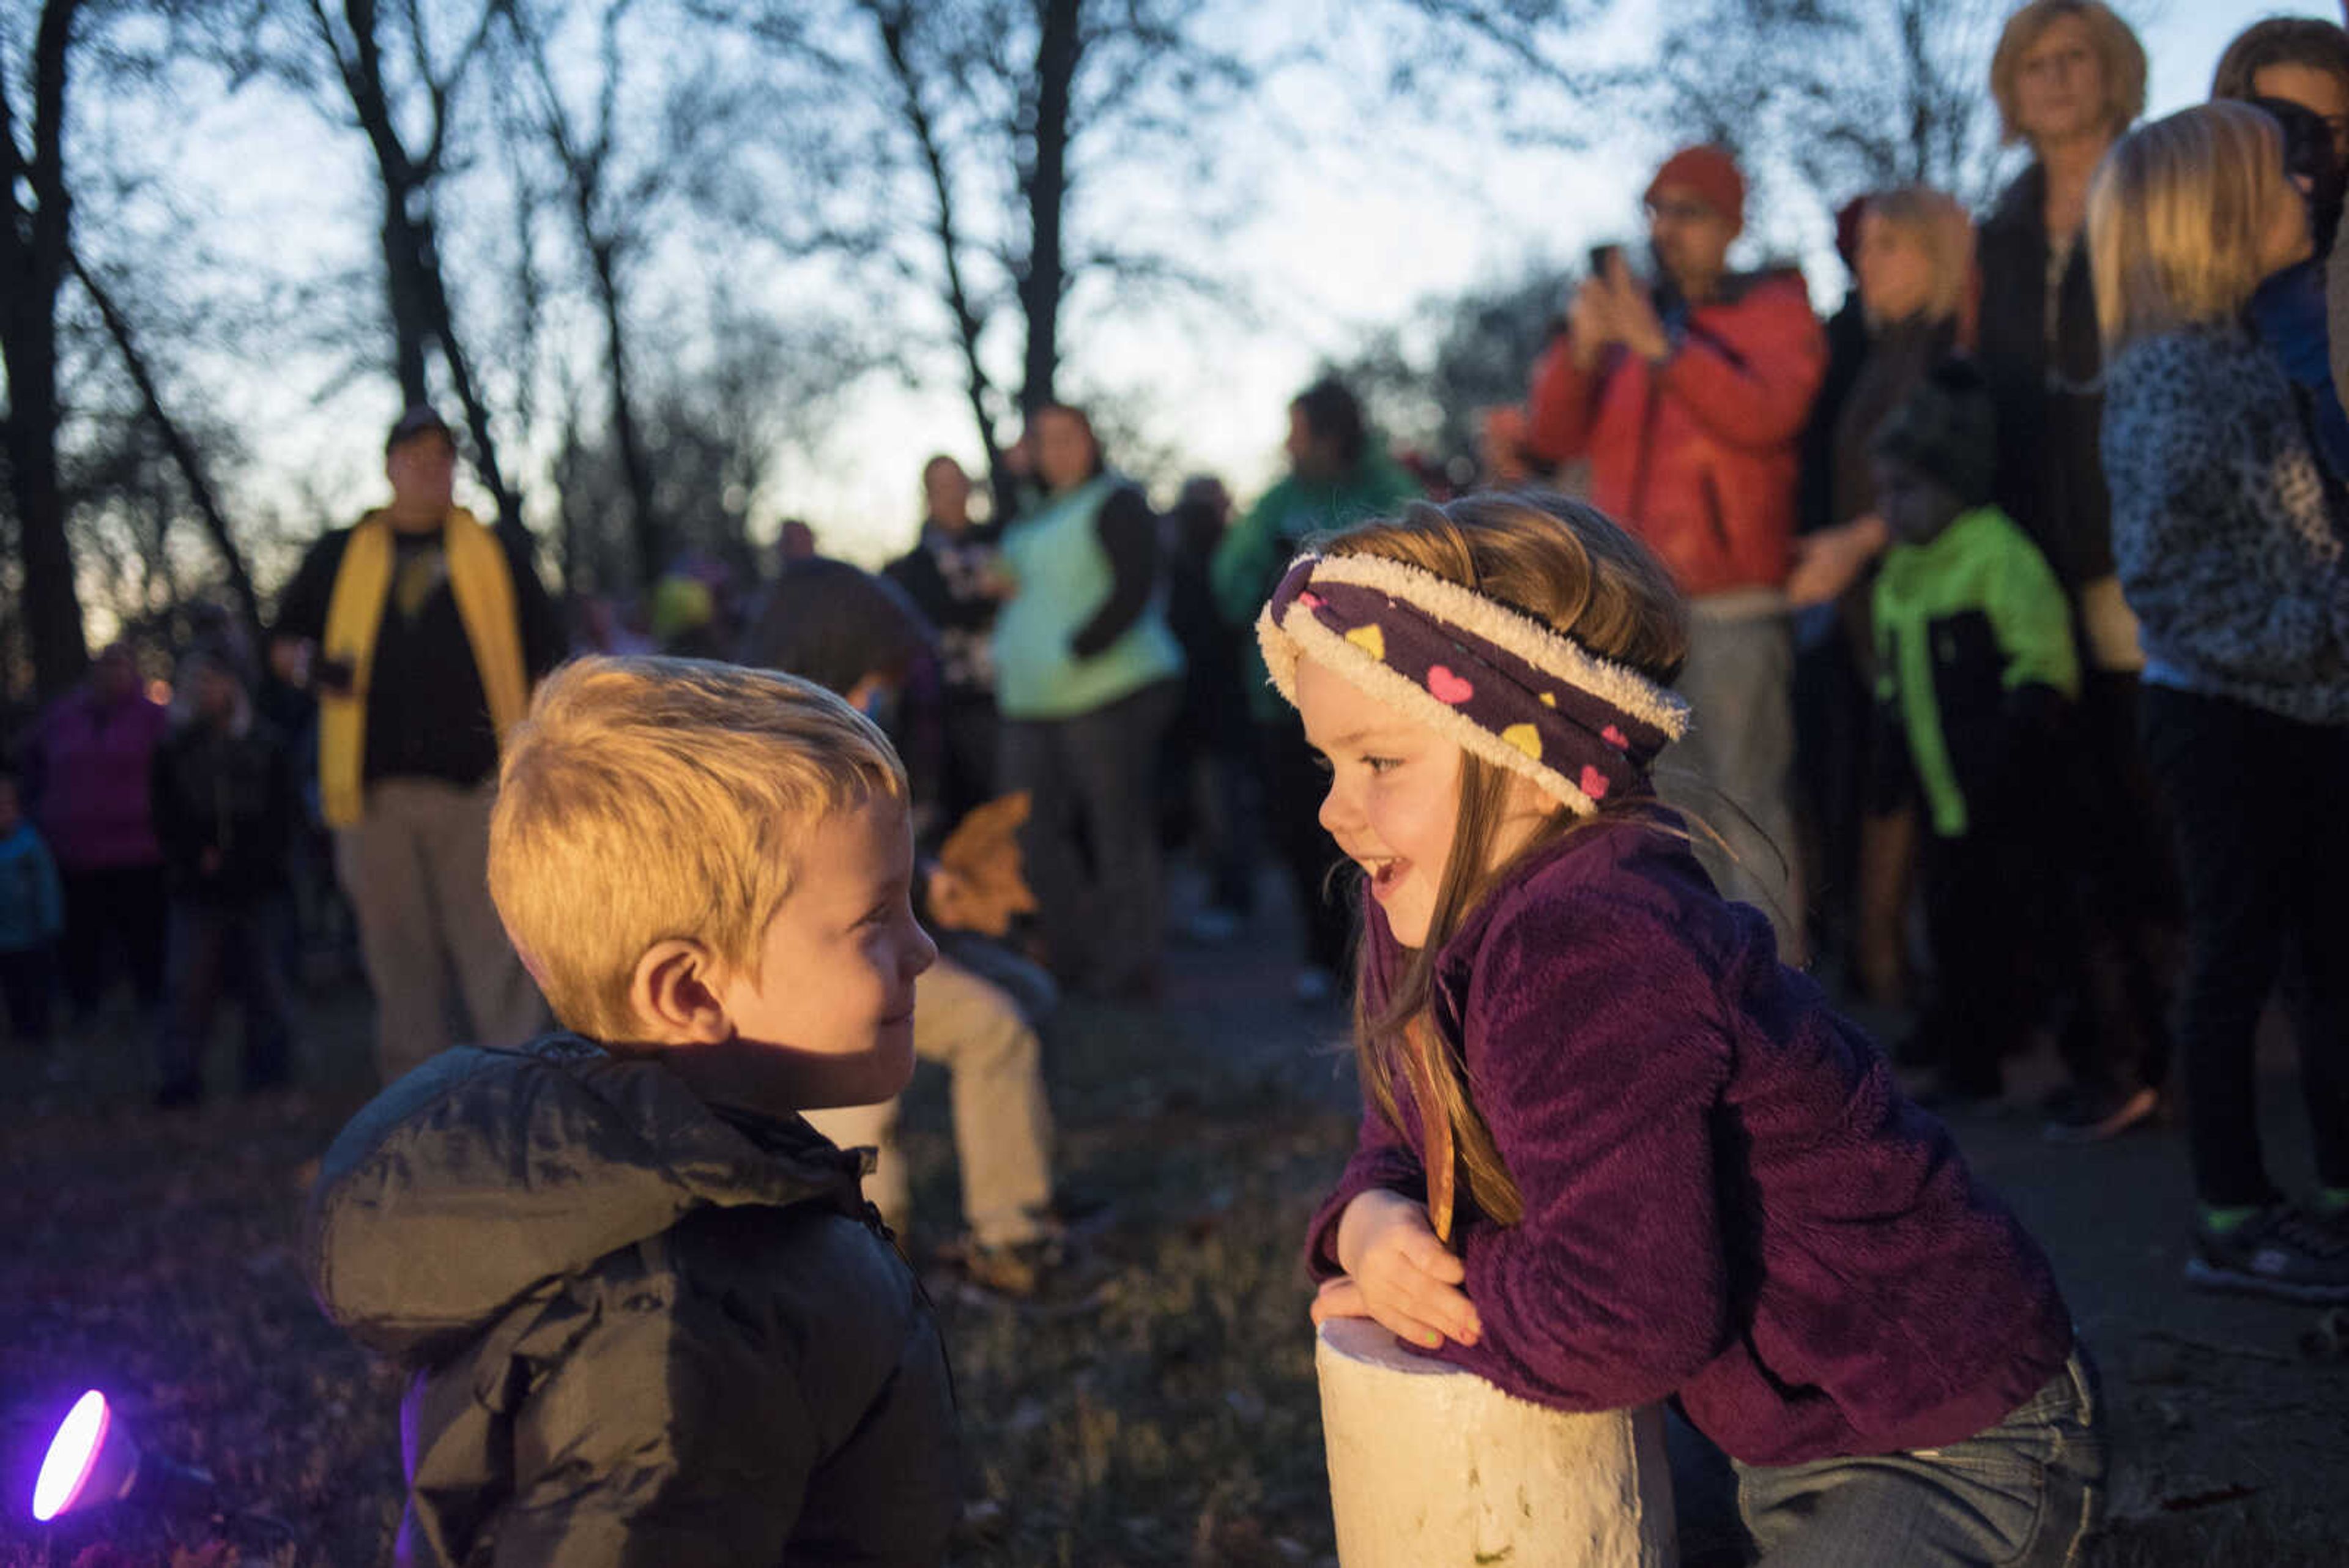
[29,686,169,871]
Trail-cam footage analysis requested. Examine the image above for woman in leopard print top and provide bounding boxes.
[2092,100,2349,1304]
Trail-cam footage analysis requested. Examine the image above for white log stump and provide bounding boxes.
[1316,1318,1678,1567]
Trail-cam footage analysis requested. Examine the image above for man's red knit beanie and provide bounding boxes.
[1646,145,1746,232]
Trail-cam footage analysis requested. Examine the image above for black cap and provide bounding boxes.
[386,405,455,455]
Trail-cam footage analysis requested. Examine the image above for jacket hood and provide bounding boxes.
[301,1036,869,1364]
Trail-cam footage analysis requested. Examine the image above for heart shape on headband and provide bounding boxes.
[1579,765,1611,800]
[1601,724,1629,750]
[1428,666,1475,704]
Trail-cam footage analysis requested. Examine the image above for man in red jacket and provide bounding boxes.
[1504,145,1826,959]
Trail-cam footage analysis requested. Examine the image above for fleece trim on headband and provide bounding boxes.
[1257,551,1690,818]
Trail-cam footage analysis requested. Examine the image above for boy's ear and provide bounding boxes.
[629,939,735,1046]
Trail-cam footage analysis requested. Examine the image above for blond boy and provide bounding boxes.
[300,655,957,1567]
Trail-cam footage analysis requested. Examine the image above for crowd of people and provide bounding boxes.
[4,1,2347,1299]
[5,2,2348,1564]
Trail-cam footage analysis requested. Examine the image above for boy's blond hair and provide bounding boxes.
[2087,101,2297,353]
[1990,0,2147,147]
[488,655,907,1041]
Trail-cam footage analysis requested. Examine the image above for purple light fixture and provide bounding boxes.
[29,1390,216,1523]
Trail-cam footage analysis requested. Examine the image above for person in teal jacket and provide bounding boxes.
[1869,361,2079,1107]
[1211,379,1421,999]
[993,404,1184,999]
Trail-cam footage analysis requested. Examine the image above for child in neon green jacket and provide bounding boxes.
[1869,360,2077,1102]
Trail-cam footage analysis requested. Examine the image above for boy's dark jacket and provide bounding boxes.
[301,1039,957,1568]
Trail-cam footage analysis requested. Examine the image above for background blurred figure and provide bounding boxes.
[2095,101,2349,1299]
[1212,379,1420,1001]
[1867,363,2077,1107]
[0,764,62,1060]
[886,455,1007,827]
[270,407,560,1083]
[2208,20,2349,486]
[149,647,300,1108]
[740,556,1075,1297]
[18,641,171,1024]
[1787,186,1975,1002]
[1980,0,2178,1140]
[2213,15,2349,165]
[993,404,1185,1001]
[1506,144,1825,960]
[1161,474,1257,943]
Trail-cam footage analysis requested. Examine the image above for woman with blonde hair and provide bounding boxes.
[1974,0,2180,1143]
[2096,100,2349,1302]
[1784,186,1972,1009]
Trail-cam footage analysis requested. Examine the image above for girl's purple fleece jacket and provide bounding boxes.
[1307,822,2074,1468]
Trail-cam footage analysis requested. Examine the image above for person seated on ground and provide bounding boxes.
[741,553,1083,1298]
[1865,362,2082,1114]
[301,657,957,1566]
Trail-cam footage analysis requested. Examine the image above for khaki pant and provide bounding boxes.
[334,778,546,1083]
[806,950,1053,1249]
[1663,604,1805,965]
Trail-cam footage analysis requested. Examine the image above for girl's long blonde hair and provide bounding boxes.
[2088,101,2298,353]
[1316,493,1687,1227]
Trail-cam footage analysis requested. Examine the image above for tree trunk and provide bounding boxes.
[332,0,525,536]
[71,255,266,644]
[1018,0,1080,412]
[1316,1319,1679,1567]
[1,0,93,700]
[413,214,526,537]
[382,198,434,404]
[873,10,1007,505]
[587,240,662,586]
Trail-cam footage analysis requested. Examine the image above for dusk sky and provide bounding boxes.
[102,0,2307,585]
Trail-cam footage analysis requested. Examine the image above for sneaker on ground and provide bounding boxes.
[951,1236,1116,1313]
[2043,1084,2161,1144]
[2185,1205,2349,1304]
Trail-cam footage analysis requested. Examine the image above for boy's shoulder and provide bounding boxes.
[302,1036,873,1367]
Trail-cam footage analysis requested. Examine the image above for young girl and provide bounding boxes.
[2095,100,2349,1301]
[1264,494,2101,1565]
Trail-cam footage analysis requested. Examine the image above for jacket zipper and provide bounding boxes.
[1699,471,1731,555]
[1628,374,1663,523]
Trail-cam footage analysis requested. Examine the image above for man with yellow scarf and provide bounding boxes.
[272,408,561,1083]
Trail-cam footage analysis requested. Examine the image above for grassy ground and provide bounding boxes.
[2,899,2345,1564]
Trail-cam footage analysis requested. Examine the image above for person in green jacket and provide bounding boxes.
[303,658,956,1567]
[1869,361,2079,1110]
[1211,378,1421,1000]
[993,404,1185,999]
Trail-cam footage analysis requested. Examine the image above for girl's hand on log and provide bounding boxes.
[1310,1275,1370,1326]
[1331,1189,1482,1351]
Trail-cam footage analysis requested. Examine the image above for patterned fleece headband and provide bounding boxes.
[1256,552,1690,817]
